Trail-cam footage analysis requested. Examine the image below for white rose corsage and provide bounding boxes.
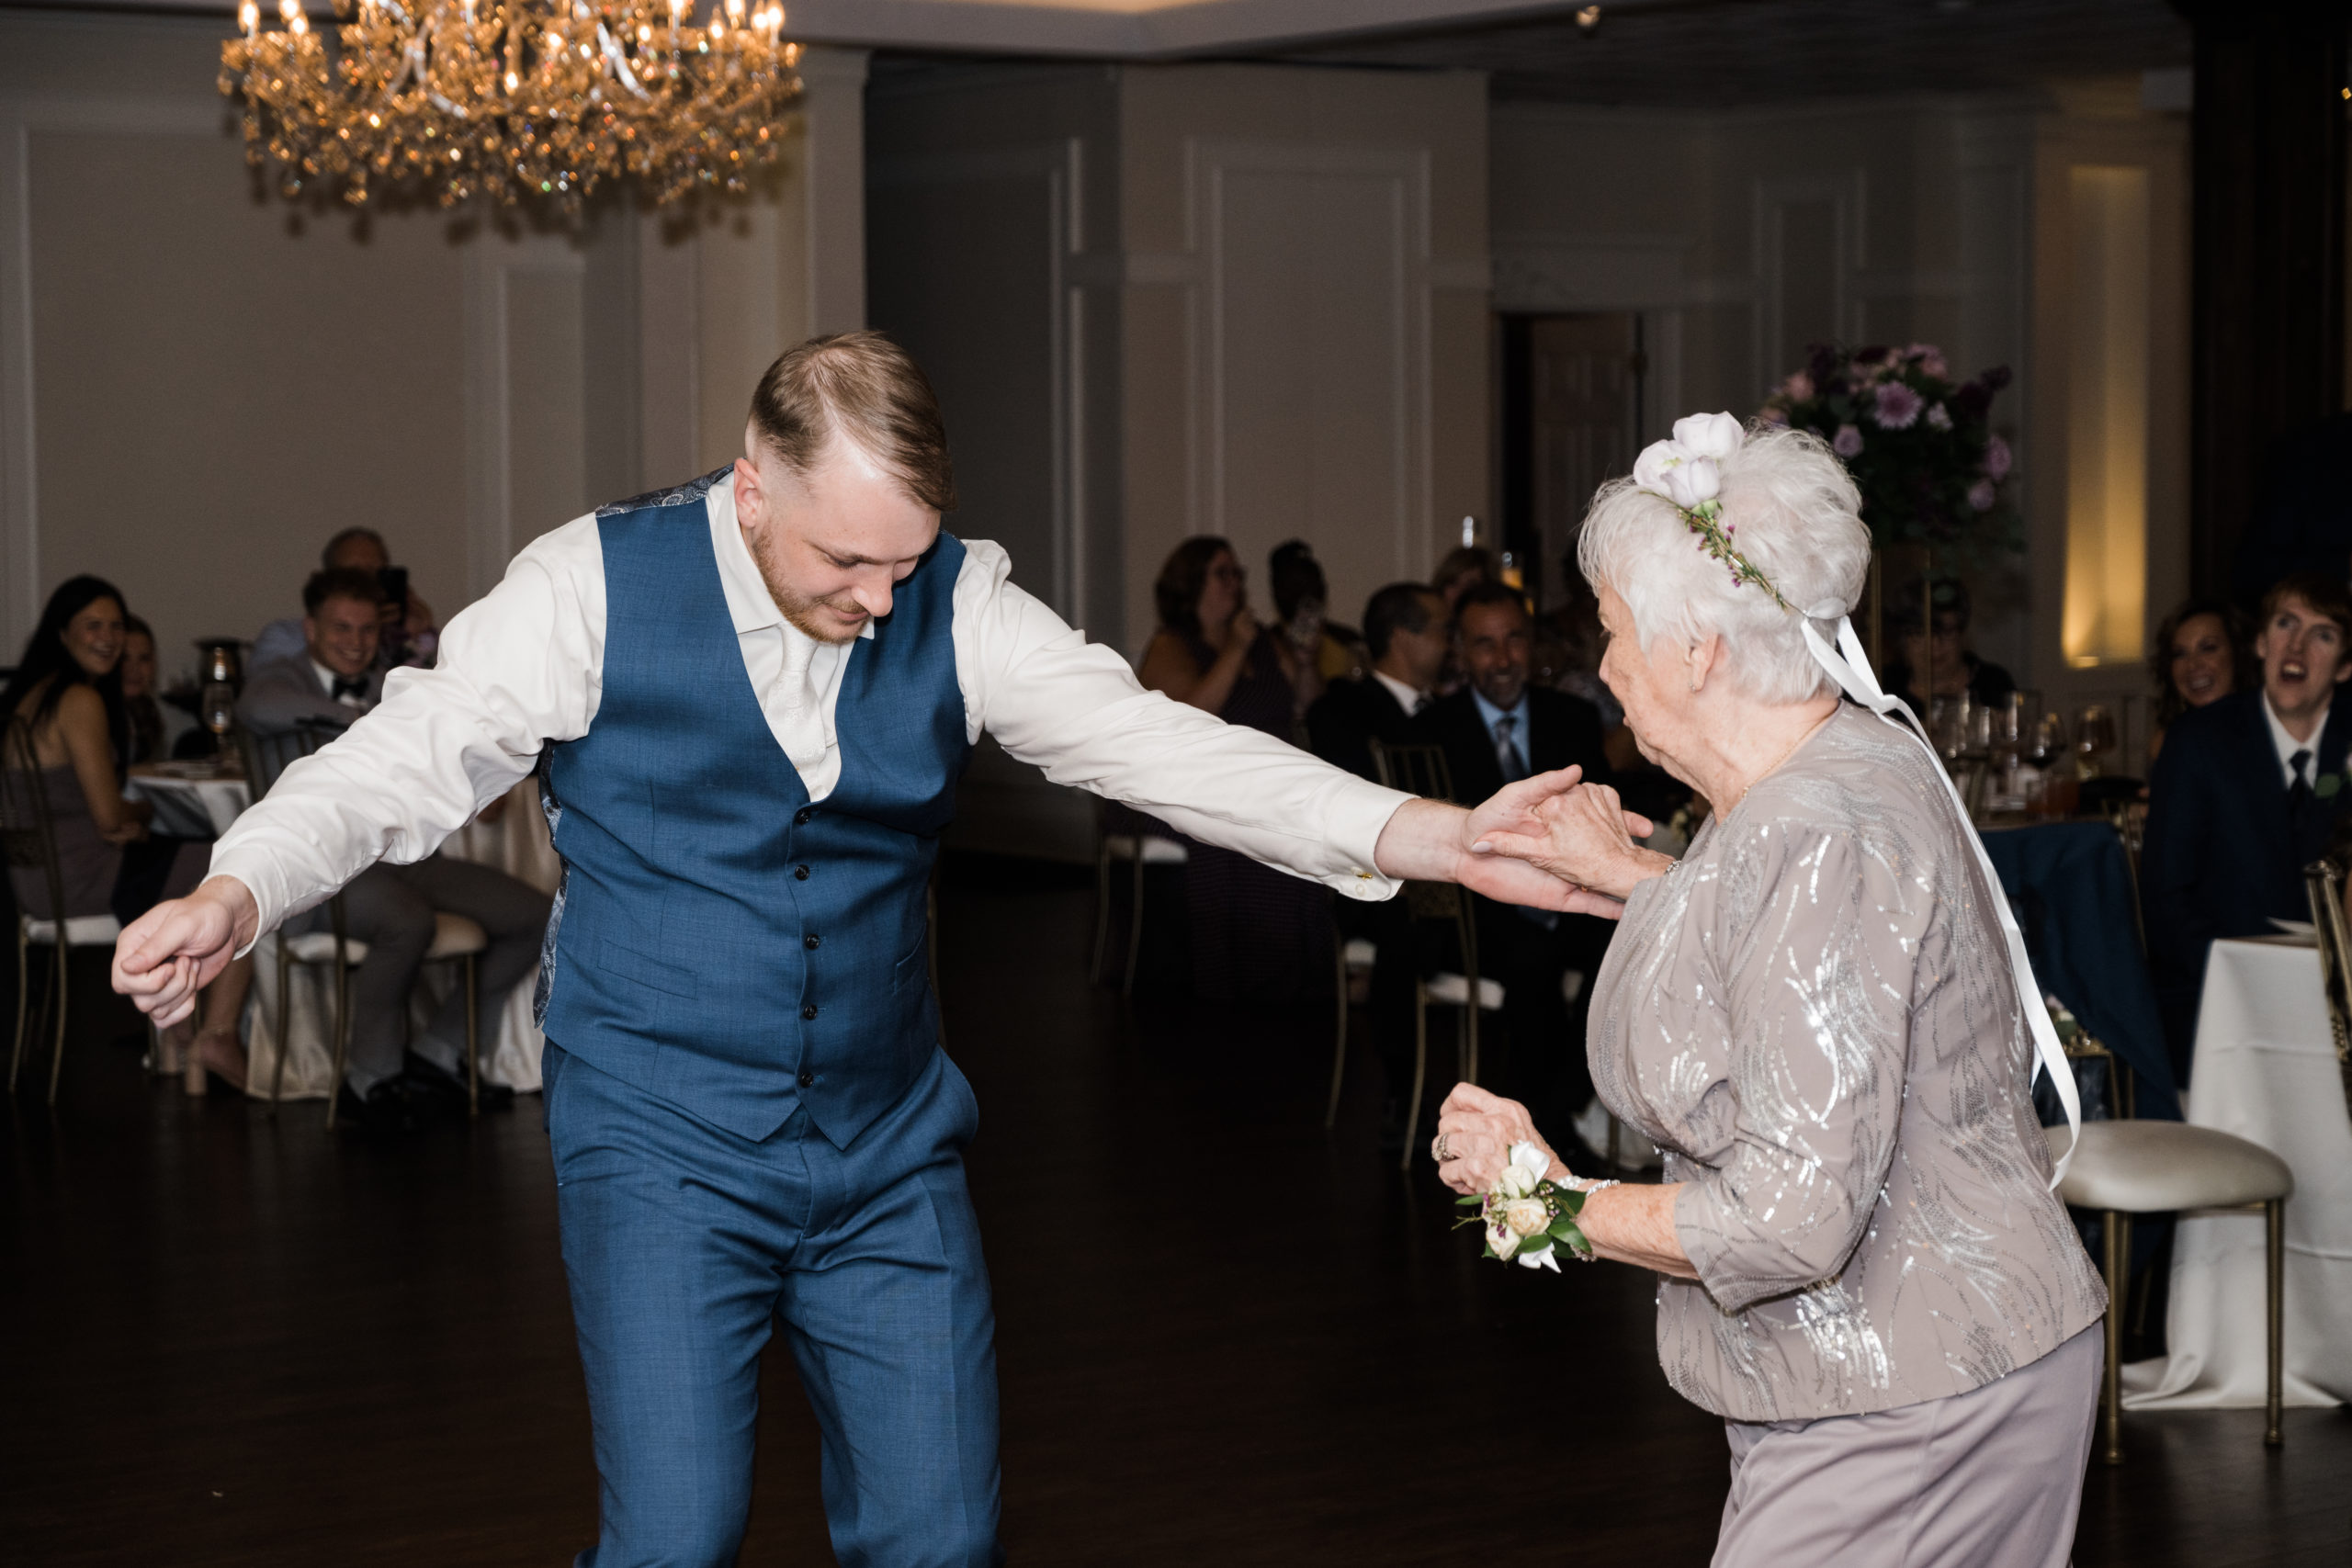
[1454,1142,1612,1271]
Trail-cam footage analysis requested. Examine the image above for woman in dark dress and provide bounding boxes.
[1137,536,1331,1003]
[1,579,239,1088]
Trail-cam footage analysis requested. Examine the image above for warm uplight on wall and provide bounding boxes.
[2062,166,2151,670]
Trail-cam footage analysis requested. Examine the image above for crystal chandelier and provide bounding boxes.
[220,0,804,210]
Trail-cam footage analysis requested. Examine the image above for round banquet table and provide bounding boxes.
[2121,935,2352,1410]
[235,775,560,1100]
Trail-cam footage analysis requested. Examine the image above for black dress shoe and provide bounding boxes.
[402,1052,515,1112]
[336,1078,426,1134]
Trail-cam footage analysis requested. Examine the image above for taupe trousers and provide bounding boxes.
[1713,1325,2102,1567]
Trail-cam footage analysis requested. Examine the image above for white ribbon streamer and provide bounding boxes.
[1799,615,2079,1188]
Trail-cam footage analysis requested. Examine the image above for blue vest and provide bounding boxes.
[536,469,970,1146]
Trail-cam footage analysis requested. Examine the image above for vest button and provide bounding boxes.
[795,807,814,826]
[795,864,810,881]
[797,1069,815,1088]
[801,1003,819,1021]
[804,933,820,950]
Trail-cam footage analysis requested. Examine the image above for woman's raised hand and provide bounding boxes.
[1472,779,1668,904]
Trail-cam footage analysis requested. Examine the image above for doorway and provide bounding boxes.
[1499,312,1646,611]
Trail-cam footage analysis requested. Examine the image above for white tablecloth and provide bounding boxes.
[2121,937,2352,1409]
[243,777,560,1100]
[123,770,251,838]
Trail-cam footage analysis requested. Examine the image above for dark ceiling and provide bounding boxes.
[1269,0,2194,107]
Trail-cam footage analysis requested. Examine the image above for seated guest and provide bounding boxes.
[1431,547,1495,609]
[1416,580,1613,1137]
[1883,575,2016,718]
[1138,536,1328,1004]
[1305,583,1447,780]
[2143,571,2352,1081]
[242,568,549,1129]
[251,526,438,673]
[119,615,168,766]
[1,579,237,1084]
[2148,597,2252,764]
[1269,539,1365,687]
[1305,582,1449,1145]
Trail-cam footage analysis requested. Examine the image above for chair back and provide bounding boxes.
[1367,740,1454,804]
[0,717,67,926]
[2301,860,2352,1117]
[1367,739,1480,981]
[246,717,345,797]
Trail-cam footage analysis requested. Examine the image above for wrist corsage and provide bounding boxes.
[1456,1142,1613,1271]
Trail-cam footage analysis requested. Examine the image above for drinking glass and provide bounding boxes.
[2075,705,2118,779]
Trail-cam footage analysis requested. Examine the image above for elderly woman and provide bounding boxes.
[1441,420,2106,1566]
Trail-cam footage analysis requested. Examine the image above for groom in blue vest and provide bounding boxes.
[112,332,1611,1566]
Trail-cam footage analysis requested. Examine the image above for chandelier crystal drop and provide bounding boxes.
[220,0,803,211]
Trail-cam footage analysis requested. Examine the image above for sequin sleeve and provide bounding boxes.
[1670,822,1922,1314]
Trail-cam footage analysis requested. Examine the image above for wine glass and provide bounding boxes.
[2075,705,2118,780]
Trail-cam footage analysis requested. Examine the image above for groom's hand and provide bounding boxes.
[1455,768,1648,918]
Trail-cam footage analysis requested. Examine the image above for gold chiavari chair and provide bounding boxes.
[1364,740,1502,1172]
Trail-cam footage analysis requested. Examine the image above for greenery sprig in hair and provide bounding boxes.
[1631,413,1794,615]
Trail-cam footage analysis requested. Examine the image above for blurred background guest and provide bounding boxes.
[118,615,168,768]
[1430,546,1496,698]
[1138,536,1329,1004]
[1269,539,1365,687]
[1882,575,2016,718]
[1,577,233,1085]
[1263,539,1339,713]
[1532,559,1641,775]
[2148,597,2253,764]
[252,526,439,673]
[1431,546,1495,609]
[1415,580,1612,1140]
[2142,571,2352,1081]
[1306,581,1448,1145]
[241,568,549,1128]
[1305,583,1445,782]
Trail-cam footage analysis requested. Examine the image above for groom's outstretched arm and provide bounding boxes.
[950,540,1623,914]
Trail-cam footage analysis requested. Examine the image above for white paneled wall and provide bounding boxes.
[0,12,864,679]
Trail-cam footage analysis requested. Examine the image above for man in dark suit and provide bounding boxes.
[1304,582,1450,1145]
[1417,580,1614,1137]
[2143,570,2352,1083]
[241,567,549,1130]
[1306,583,1448,779]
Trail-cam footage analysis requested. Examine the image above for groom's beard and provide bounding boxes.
[749,532,869,646]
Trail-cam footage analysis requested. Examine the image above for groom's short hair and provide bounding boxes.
[751,331,959,514]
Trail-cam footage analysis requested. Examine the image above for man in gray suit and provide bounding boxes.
[243,568,550,1130]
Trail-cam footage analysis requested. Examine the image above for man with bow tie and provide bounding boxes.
[240,567,551,1130]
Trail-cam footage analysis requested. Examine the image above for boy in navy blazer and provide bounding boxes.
[2142,571,2352,1082]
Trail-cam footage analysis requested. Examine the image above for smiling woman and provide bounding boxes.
[1435,418,2106,1568]
[2149,597,2252,761]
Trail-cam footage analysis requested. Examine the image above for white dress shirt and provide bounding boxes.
[1370,670,1427,717]
[2260,693,2323,790]
[211,477,1411,937]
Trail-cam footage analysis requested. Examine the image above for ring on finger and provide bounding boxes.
[1431,1132,1453,1163]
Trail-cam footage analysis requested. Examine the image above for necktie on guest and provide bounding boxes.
[2290,748,2313,810]
[1493,713,1527,784]
[332,675,369,705]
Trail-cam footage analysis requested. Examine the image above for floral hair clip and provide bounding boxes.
[1631,413,1794,615]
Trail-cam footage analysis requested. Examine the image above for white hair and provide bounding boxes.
[1576,423,1870,705]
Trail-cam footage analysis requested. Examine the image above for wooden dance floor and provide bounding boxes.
[4,854,2347,1565]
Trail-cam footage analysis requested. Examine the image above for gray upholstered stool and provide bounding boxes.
[2045,1121,2293,1462]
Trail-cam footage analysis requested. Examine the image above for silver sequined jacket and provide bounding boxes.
[1590,705,2107,1423]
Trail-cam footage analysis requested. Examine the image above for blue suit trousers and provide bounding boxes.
[544,1042,1003,1568]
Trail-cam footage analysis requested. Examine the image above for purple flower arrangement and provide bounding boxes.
[1758,343,2020,561]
